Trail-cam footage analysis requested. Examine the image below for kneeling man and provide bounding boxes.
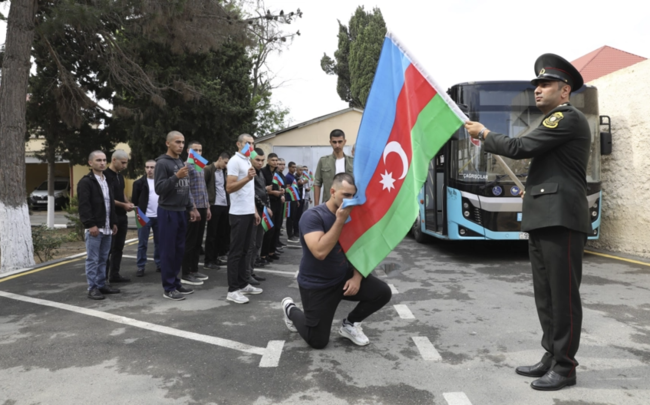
[281,173,391,348]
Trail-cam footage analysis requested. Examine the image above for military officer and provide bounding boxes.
[465,54,591,391]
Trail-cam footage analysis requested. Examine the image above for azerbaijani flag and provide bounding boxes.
[272,173,284,186]
[308,170,314,181]
[187,149,208,172]
[287,185,299,202]
[241,143,252,157]
[250,149,258,160]
[283,201,290,218]
[135,207,150,229]
[340,33,467,276]
[261,206,274,232]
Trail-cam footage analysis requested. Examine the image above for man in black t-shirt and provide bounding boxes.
[280,173,391,349]
[104,149,134,283]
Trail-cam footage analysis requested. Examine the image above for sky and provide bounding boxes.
[1,0,648,126]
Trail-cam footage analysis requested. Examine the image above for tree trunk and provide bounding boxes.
[0,0,38,273]
[47,142,55,228]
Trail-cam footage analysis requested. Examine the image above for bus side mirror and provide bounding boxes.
[600,115,612,156]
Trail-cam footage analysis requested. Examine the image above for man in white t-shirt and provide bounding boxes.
[132,160,161,277]
[225,134,262,304]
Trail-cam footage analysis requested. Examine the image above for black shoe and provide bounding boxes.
[156,267,161,273]
[163,290,186,301]
[177,286,194,295]
[531,371,576,391]
[181,274,204,285]
[109,275,131,283]
[516,361,551,378]
[204,262,216,269]
[252,273,266,281]
[88,288,105,300]
[254,260,265,268]
[99,285,121,294]
[276,247,284,253]
[191,272,209,281]
[269,254,280,261]
[247,277,261,286]
[136,268,145,277]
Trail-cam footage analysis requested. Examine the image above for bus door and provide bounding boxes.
[424,152,445,234]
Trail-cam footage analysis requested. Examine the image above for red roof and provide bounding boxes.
[572,46,646,82]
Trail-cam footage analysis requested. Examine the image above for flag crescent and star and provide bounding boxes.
[379,141,409,192]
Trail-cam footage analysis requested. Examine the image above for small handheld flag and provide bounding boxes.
[284,201,290,218]
[261,206,274,232]
[272,173,284,186]
[241,143,252,157]
[308,170,314,181]
[250,150,258,160]
[135,207,150,229]
[187,149,208,172]
[287,185,299,201]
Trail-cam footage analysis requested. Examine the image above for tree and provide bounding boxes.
[0,0,294,273]
[320,6,386,109]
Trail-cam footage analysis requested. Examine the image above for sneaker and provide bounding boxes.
[218,255,228,262]
[239,284,263,295]
[338,320,370,346]
[203,262,216,269]
[163,290,186,301]
[227,290,249,304]
[287,236,300,244]
[177,286,194,295]
[136,268,145,277]
[276,247,284,253]
[181,274,204,285]
[191,272,209,281]
[281,297,298,333]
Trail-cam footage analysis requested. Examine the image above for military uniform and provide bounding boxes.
[480,54,592,385]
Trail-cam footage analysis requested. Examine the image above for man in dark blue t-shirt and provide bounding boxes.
[280,173,391,348]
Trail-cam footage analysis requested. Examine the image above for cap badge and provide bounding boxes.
[542,112,564,129]
[539,68,546,75]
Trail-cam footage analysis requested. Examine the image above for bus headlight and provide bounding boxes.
[463,210,470,218]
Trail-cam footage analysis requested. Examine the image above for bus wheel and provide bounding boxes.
[412,215,427,243]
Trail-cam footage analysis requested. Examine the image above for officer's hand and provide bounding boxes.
[89,226,99,237]
[176,166,189,179]
[464,121,486,138]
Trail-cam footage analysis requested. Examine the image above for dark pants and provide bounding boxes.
[106,214,128,279]
[271,200,284,251]
[528,226,586,377]
[182,207,207,275]
[293,200,304,237]
[205,205,229,264]
[247,223,265,278]
[158,208,187,292]
[289,274,392,349]
[286,201,298,239]
[227,214,255,292]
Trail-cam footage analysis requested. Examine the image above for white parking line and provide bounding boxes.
[389,284,398,294]
[0,290,283,367]
[411,336,442,361]
[443,392,473,405]
[394,304,415,319]
[254,269,296,276]
[259,340,285,367]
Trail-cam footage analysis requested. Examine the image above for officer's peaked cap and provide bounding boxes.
[531,53,584,92]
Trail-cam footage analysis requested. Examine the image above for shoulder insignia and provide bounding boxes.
[542,112,564,129]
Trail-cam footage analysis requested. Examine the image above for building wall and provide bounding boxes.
[259,110,362,148]
[587,60,650,258]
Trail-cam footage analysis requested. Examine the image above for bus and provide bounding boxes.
[412,81,611,242]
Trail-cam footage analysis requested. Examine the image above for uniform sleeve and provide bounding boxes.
[484,109,577,159]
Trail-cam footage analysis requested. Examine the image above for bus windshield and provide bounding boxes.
[451,82,601,185]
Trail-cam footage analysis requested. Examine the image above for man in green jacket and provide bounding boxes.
[466,53,591,392]
[313,129,354,205]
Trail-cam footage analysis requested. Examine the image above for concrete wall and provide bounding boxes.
[258,110,362,148]
[587,59,650,258]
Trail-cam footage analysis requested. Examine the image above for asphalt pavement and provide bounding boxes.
[1,231,649,405]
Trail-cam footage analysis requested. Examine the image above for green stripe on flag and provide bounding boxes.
[346,95,463,275]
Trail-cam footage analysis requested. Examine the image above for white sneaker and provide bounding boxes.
[338,320,370,346]
[240,284,263,295]
[281,297,298,333]
[226,291,249,304]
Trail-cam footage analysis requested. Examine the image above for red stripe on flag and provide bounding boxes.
[340,64,437,250]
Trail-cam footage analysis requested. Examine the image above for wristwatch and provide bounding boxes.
[478,128,486,141]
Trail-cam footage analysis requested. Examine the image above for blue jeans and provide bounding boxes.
[137,217,160,269]
[85,231,112,290]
